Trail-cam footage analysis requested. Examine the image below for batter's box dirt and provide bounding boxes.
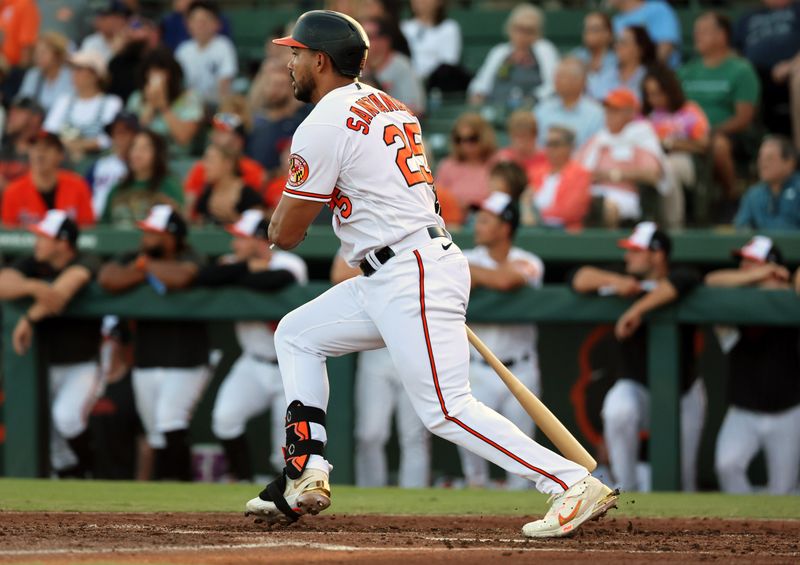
[0,512,797,564]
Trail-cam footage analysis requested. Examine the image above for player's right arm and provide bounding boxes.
[98,258,147,294]
[570,266,640,296]
[705,264,790,288]
[269,197,326,250]
[0,267,51,301]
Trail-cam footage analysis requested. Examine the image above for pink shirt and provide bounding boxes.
[435,158,491,208]
[648,101,709,142]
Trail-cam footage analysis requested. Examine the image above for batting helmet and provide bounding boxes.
[272,10,369,78]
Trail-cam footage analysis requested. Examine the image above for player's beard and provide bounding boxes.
[292,73,314,104]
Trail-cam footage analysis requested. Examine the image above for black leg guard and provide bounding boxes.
[66,430,94,479]
[221,435,253,482]
[163,429,193,482]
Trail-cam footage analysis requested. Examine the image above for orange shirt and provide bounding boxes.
[184,156,266,197]
[0,0,39,66]
[2,170,95,227]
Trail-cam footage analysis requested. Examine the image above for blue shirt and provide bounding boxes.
[734,173,800,230]
[613,1,681,68]
[571,48,618,101]
[247,106,313,171]
[534,95,605,149]
[734,1,800,70]
[160,11,232,52]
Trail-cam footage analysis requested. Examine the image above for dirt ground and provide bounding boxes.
[0,512,798,564]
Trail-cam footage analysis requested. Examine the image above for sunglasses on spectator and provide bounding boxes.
[454,134,480,144]
[545,139,569,148]
[585,24,607,33]
[511,24,538,34]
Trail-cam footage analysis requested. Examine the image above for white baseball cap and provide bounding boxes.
[617,222,671,255]
[137,204,187,237]
[68,49,108,80]
[29,209,78,245]
[226,209,269,240]
[733,235,783,264]
[479,192,519,229]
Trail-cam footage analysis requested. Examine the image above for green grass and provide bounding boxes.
[0,479,797,519]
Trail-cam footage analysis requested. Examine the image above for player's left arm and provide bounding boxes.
[616,269,699,339]
[469,264,527,291]
[268,197,326,250]
[146,260,199,290]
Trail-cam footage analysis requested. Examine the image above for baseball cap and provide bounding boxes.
[212,113,247,139]
[226,209,270,240]
[32,129,65,151]
[104,111,140,135]
[97,1,133,17]
[617,222,671,256]
[28,210,79,246]
[603,88,639,111]
[479,192,520,232]
[11,96,45,116]
[732,235,784,265]
[137,205,188,238]
[68,49,109,80]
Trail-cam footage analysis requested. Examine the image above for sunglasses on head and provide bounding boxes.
[454,134,480,144]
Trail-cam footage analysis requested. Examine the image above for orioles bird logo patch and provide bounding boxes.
[287,153,309,187]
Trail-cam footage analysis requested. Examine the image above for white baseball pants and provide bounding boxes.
[48,362,101,472]
[212,355,286,471]
[354,347,430,488]
[132,366,210,449]
[274,234,588,495]
[458,359,540,490]
[715,403,800,494]
[602,377,706,492]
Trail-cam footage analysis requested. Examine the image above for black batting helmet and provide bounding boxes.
[272,10,369,78]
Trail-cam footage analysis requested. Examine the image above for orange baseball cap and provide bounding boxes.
[603,88,639,111]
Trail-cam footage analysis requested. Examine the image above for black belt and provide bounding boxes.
[359,226,449,277]
[474,353,531,368]
[250,353,279,365]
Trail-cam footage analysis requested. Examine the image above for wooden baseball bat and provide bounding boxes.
[465,325,597,472]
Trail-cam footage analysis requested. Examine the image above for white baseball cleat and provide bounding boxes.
[244,468,331,525]
[521,475,618,538]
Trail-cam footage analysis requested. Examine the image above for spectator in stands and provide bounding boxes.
[576,88,667,228]
[680,12,761,211]
[494,111,546,177]
[734,135,800,231]
[185,112,265,213]
[18,32,74,113]
[706,236,800,495]
[175,1,237,107]
[39,1,91,45]
[247,61,311,176]
[107,17,162,103]
[102,129,182,225]
[98,204,209,482]
[612,26,657,98]
[160,0,231,52]
[0,210,101,478]
[534,57,604,149]
[44,49,123,165]
[735,0,800,150]
[2,131,94,227]
[435,112,496,211]
[571,222,705,492]
[468,4,559,111]
[401,0,462,82]
[0,0,39,69]
[521,126,591,230]
[193,143,262,225]
[126,48,203,157]
[572,11,618,102]
[642,66,710,228]
[350,0,410,57]
[362,17,426,116]
[609,0,681,67]
[0,97,45,191]
[488,161,528,202]
[80,1,132,63]
[85,111,137,218]
[195,209,308,482]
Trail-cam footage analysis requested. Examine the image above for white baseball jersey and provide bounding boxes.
[283,82,444,266]
[235,251,308,357]
[462,246,544,360]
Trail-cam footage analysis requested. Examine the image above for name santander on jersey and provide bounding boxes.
[282,83,444,266]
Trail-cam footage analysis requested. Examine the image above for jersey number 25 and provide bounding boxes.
[383,122,434,187]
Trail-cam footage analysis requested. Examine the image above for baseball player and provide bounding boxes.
[706,236,800,494]
[244,10,616,538]
[331,252,430,488]
[458,192,543,490]
[0,210,101,477]
[571,222,705,492]
[98,205,210,481]
[194,210,308,482]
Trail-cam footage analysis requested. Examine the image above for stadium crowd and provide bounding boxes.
[0,0,799,494]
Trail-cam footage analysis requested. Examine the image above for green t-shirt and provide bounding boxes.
[126,89,204,157]
[101,176,185,225]
[678,55,760,127]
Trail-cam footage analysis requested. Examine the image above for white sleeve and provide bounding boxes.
[18,69,37,99]
[467,44,506,97]
[43,95,69,133]
[95,95,123,150]
[440,20,462,66]
[282,123,346,203]
[217,38,238,79]
[533,40,560,102]
[510,251,544,288]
